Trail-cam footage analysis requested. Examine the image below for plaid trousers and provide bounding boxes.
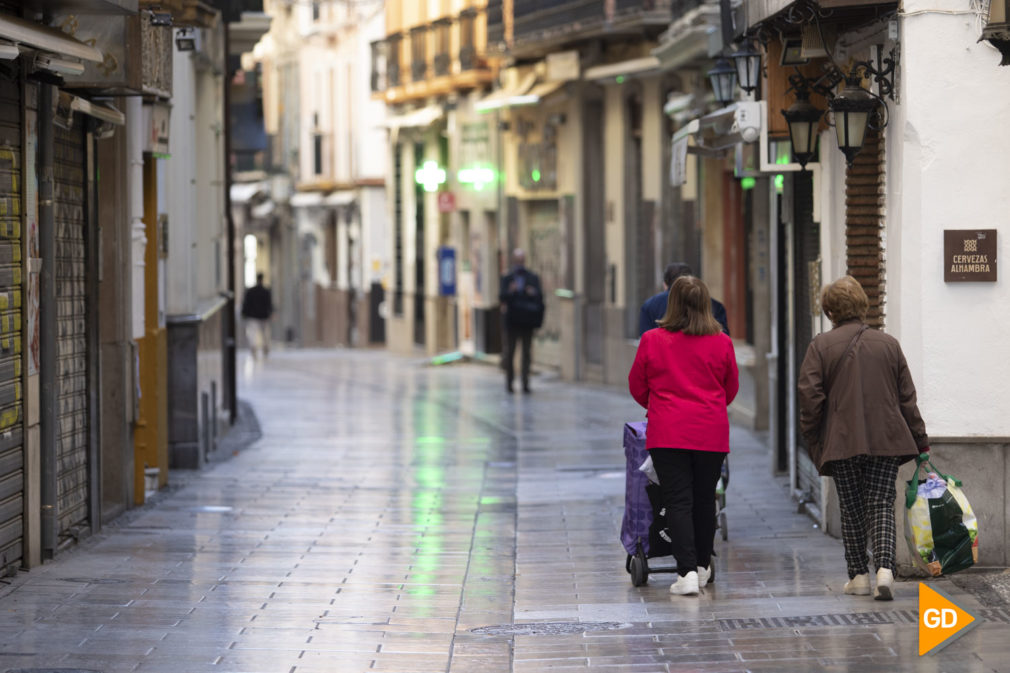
[831,455,901,579]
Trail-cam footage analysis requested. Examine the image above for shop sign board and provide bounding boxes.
[943,230,997,282]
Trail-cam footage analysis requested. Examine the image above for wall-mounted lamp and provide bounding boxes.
[829,74,881,165]
[707,58,737,106]
[782,89,823,169]
[732,42,762,94]
[176,27,198,51]
[982,0,1010,65]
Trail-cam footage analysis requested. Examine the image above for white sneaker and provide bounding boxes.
[844,573,870,595]
[697,565,712,585]
[670,571,700,596]
[874,568,894,601]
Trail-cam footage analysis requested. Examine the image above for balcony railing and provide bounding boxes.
[512,0,672,48]
[487,0,504,47]
[410,26,428,82]
[459,45,477,71]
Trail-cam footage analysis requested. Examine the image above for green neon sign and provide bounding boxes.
[458,167,496,190]
[415,160,446,192]
[531,169,541,183]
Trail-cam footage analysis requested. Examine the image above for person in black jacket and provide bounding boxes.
[241,273,274,359]
[499,249,544,394]
[639,263,729,338]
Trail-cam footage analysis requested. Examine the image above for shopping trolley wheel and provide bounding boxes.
[719,510,728,541]
[630,553,648,587]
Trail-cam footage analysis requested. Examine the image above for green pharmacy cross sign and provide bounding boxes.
[415,160,447,193]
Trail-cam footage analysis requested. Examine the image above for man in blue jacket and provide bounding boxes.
[500,249,544,394]
[638,263,729,338]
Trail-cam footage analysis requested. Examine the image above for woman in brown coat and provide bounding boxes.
[798,276,929,601]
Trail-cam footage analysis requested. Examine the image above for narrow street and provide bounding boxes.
[0,351,1003,672]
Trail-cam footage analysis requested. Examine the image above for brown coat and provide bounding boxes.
[797,320,929,476]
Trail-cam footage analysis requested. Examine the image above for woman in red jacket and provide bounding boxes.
[628,276,739,596]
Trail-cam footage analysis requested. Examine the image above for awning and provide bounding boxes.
[0,15,103,63]
[382,105,443,130]
[324,190,355,207]
[290,191,324,208]
[230,181,268,205]
[474,72,537,113]
[652,4,719,72]
[518,80,567,106]
[66,94,125,125]
[583,56,660,82]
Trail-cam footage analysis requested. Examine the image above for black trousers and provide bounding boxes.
[649,448,726,575]
[503,326,533,389]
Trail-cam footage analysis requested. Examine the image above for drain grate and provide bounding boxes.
[719,607,1010,631]
[471,621,629,636]
[6,669,103,673]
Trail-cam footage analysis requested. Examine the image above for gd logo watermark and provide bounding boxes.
[919,583,981,656]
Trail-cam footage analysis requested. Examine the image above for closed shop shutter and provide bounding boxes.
[793,172,821,508]
[0,69,22,572]
[53,118,89,538]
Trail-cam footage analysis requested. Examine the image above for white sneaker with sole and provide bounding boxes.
[843,573,870,595]
[697,565,712,586]
[669,571,700,596]
[874,568,894,601]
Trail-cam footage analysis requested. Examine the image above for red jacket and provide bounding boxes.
[628,329,739,452]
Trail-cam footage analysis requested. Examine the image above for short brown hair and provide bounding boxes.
[820,275,868,323]
[658,276,722,336]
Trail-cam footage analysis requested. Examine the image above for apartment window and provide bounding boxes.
[387,34,402,87]
[370,40,387,92]
[433,19,450,77]
[313,134,323,175]
[311,1,320,21]
[459,9,476,71]
[410,26,427,82]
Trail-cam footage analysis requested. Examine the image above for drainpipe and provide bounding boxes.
[38,83,56,558]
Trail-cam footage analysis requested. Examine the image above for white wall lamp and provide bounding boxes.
[175,27,197,52]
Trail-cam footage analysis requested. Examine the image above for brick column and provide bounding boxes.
[845,129,886,328]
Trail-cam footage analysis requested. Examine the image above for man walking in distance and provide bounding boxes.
[639,263,729,337]
[499,249,544,394]
[241,272,274,359]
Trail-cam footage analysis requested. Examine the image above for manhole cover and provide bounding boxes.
[470,621,628,636]
[58,578,124,585]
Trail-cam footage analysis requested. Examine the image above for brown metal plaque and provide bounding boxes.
[944,229,997,282]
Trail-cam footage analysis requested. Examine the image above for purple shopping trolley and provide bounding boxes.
[621,421,729,587]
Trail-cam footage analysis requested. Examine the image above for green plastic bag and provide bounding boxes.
[904,454,978,576]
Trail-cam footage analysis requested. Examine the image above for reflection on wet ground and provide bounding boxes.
[0,350,1001,672]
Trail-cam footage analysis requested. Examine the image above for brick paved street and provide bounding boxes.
[0,350,1004,672]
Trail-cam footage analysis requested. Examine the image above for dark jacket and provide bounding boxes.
[499,267,544,330]
[638,291,729,337]
[241,284,274,320]
[797,320,929,476]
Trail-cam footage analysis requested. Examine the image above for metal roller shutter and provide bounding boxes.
[53,118,89,538]
[0,68,23,572]
[793,171,821,510]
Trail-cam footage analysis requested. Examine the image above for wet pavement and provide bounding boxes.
[0,349,1007,672]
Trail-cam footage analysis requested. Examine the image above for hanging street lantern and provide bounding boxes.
[731,42,762,94]
[707,58,737,106]
[829,75,879,166]
[982,0,1010,65]
[781,89,823,169]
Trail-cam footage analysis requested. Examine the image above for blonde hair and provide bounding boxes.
[657,276,722,336]
[821,275,868,324]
